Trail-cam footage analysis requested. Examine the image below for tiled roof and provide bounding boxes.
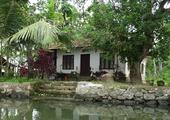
[72,39,91,48]
[48,39,91,49]
[48,42,67,49]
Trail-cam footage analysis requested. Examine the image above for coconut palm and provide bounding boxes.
[1,0,73,78]
[9,20,70,78]
[10,20,59,45]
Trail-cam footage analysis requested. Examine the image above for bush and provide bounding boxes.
[157,80,165,86]
[113,71,126,83]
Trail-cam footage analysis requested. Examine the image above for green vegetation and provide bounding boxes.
[86,1,170,83]
[0,76,40,83]
[146,57,170,86]
[0,0,170,84]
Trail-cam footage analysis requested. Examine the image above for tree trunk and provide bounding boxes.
[26,47,33,78]
[158,58,163,72]
[129,61,142,84]
[0,39,2,76]
[6,56,9,76]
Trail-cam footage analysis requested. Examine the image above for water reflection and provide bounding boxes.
[0,99,169,120]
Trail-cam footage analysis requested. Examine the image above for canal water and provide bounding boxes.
[0,99,170,120]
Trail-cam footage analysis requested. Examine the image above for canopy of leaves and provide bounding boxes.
[87,1,170,63]
[0,0,28,38]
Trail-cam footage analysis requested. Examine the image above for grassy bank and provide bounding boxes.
[0,77,41,83]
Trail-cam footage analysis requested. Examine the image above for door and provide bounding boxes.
[80,54,90,76]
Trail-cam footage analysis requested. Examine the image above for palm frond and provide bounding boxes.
[10,20,59,45]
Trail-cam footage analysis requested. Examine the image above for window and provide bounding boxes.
[63,55,74,69]
[100,54,114,69]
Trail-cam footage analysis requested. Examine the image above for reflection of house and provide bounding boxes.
[54,105,113,120]
[49,39,146,82]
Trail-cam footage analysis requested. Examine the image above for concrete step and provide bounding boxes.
[37,89,75,95]
[79,76,91,81]
[48,81,78,86]
[35,93,75,98]
[32,96,82,101]
[35,81,78,98]
[39,85,76,90]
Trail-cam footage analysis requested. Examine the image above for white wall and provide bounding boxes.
[56,48,147,82]
[56,48,128,76]
[56,48,100,74]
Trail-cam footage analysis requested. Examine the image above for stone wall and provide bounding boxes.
[0,83,33,99]
[75,82,170,106]
[1,81,170,106]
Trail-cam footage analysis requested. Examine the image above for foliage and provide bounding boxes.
[33,49,55,78]
[10,20,59,45]
[85,1,170,83]
[0,0,29,76]
[89,1,170,61]
[1,0,170,84]
[20,67,28,77]
[29,0,79,26]
[0,0,28,38]
[146,57,170,86]
[6,0,77,78]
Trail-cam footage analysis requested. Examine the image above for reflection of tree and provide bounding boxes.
[0,100,169,120]
[32,109,40,120]
[31,101,56,120]
[0,99,32,120]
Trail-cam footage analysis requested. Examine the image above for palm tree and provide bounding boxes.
[9,20,70,78]
[1,0,74,78]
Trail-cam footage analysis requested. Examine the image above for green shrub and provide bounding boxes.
[0,76,39,83]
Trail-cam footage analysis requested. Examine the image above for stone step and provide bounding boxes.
[32,96,80,101]
[79,76,91,81]
[34,81,78,98]
[37,89,76,95]
[35,92,75,98]
[39,85,76,90]
[48,81,78,86]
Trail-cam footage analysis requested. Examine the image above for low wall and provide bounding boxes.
[0,83,33,99]
[1,81,170,106]
[75,82,170,106]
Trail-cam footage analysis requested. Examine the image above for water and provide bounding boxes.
[0,99,170,120]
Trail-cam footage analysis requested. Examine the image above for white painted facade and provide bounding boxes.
[56,48,146,82]
[56,48,126,74]
[56,48,100,74]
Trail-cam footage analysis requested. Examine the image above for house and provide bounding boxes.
[0,56,16,76]
[49,39,147,82]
